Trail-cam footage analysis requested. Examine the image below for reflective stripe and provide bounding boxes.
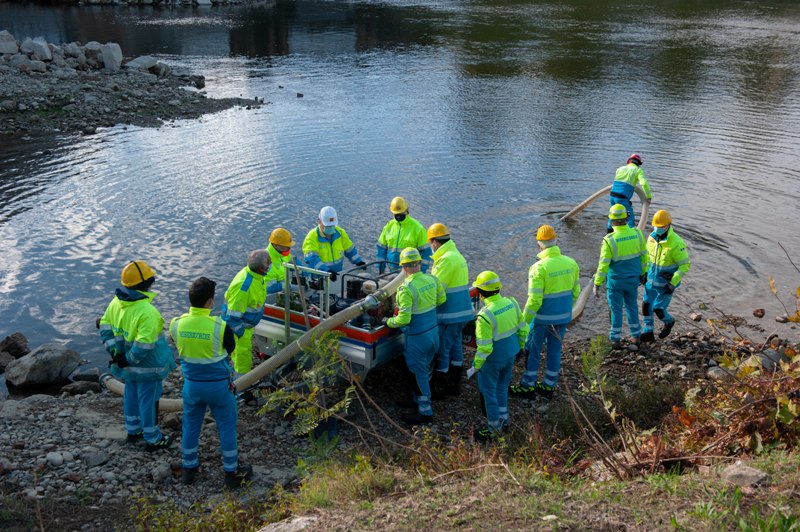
[534,310,572,321]
[221,449,238,457]
[133,340,155,350]
[182,446,199,454]
[543,289,572,299]
[438,308,474,320]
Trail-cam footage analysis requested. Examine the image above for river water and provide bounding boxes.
[1,0,799,386]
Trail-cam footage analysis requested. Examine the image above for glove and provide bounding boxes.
[381,317,390,327]
[466,367,478,380]
[378,263,386,275]
[664,283,675,294]
[329,272,338,282]
[640,274,648,286]
[592,285,600,298]
[356,261,367,270]
[109,348,129,368]
[659,271,674,282]
[393,308,399,316]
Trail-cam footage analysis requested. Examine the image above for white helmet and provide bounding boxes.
[319,206,338,227]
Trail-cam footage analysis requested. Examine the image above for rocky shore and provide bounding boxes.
[1,320,796,529]
[0,30,261,138]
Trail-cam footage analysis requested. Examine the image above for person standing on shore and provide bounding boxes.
[376,196,432,273]
[384,247,446,425]
[99,260,176,451]
[468,271,528,442]
[221,250,271,375]
[608,153,652,232]
[510,225,580,400]
[427,222,472,397]
[170,277,253,489]
[641,210,691,342]
[593,204,648,347]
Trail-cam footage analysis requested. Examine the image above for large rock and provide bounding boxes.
[125,55,158,70]
[83,41,103,61]
[63,42,82,58]
[61,381,101,395]
[100,42,122,71]
[0,30,18,54]
[0,352,14,373]
[722,462,769,487]
[5,343,80,387]
[30,37,52,61]
[0,332,30,359]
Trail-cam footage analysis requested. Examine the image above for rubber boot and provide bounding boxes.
[640,332,655,343]
[430,370,448,401]
[224,464,253,489]
[401,411,434,425]
[445,365,463,396]
[658,321,675,339]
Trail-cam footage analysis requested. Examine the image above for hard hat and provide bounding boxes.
[399,247,422,265]
[319,206,338,227]
[536,224,557,241]
[608,204,628,220]
[427,222,449,240]
[389,196,409,214]
[627,153,643,165]
[472,271,502,291]
[652,210,672,228]
[269,228,295,247]
[121,260,156,287]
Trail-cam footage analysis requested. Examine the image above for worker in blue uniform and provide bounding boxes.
[384,247,445,425]
[608,153,652,232]
[170,277,253,489]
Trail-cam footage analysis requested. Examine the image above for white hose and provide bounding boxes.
[563,185,651,323]
[101,272,408,412]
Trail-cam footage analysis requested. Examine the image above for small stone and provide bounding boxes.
[274,425,286,436]
[690,312,702,322]
[706,366,730,382]
[722,462,769,487]
[296,92,303,98]
[753,308,765,318]
[46,452,64,467]
[776,315,789,323]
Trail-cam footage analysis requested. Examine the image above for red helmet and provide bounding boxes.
[627,153,642,165]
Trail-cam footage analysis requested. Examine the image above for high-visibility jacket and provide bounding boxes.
[611,163,652,200]
[302,226,364,272]
[170,307,232,382]
[523,246,580,326]
[430,240,472,324]
[221,266,266,337]
[474,294,528,370]
[265,243,291,294]
[99,287,176,382]
[387,272,445,335]
[594,225,648,289]
[376,216,432,271]
[647,228,691,290]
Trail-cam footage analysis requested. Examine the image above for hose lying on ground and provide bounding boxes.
[563,184,651,323]
[102,271,408,412]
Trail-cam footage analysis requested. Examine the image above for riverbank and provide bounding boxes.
[1,319,798,530]
[0,31,261,138]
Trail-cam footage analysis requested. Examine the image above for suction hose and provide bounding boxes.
[562,185,651,323]
[101,271,408,412]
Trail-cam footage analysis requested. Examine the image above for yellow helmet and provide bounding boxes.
[389,196,409,214]
[269,227,295,247]
[536,224,557,241]
[121,260,156,288]
[652,210,672,228]
[399,247,422,265]
[608,204,628,220]
[472,271,502,291]
[427,222,449,240]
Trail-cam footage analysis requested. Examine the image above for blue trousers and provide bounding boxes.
[435,322,466,372]
[607,285,641,341]
[123,380,164,444]
[642,286,674,334]
[182,379,239,473]
[404,328,439,416]
[608,197,636,231]
[477,354,514,432]
[522,324,567,388]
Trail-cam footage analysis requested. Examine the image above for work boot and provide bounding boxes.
[145,434,175,453]
[126,431,144,444]
[445,365,463,396]
[181,467,198,485]
[640,332,655,344]
[473,427,497,443]
[401,411,434,426]
[658,321,675,339]
[610,339,622,350]
[395,394,417,409]
[430,371,448,400]
[224,464,253,489]
[508,383,537,399]
[532,381,555,401]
